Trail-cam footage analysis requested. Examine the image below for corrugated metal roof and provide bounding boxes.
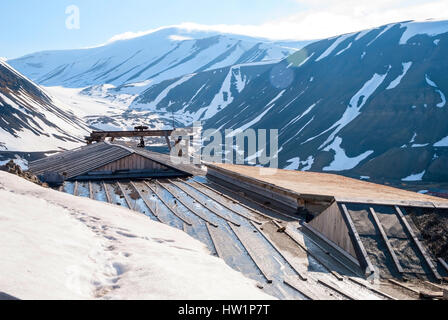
[29,141,205,179]
[29,143,131,179]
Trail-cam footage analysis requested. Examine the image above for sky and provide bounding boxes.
[1,0,448,59]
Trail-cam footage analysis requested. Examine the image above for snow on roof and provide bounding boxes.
[0,171,274,300]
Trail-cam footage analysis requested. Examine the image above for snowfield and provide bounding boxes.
[0,172,274,300]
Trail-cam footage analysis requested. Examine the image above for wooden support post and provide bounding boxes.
[102,181,112,204]
[73,181,79,197]
[369,207,404,274]
[340,204,375,277]
[88,181,94,199]
[165,133,172,151]
[394,206,442,281]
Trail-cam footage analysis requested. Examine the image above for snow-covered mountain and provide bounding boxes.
[128,20,448,183]
[7,20,448,182]
[0,61,90,152]
[8,27,303,89]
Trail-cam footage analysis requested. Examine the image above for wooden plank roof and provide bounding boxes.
[206,163,448,207]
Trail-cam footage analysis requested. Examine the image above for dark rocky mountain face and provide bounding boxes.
[0,61,89,151]
[129,21,448,183]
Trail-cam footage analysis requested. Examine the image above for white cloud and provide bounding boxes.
[102,0,448,45]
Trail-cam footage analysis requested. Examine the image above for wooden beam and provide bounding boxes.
[88,181,94,199]
[117,182,134,210]
[206,180,299,221]
[128,182,162,223]
[155,180,218,228]
[388,279,420,295]
[73,181,79,196]
[195,180,285,222]
[368,207,404,274]
[251,221,308,281]
[182,180,263,224]
[206,223,223,258]
[228,222,273,283]
[283,277,318,300]
[340,204,375,277]
[438,257,448,274]
[317,278,358,300]
[394,206,442,281]
[143,181,193,226]
[168,179,241,226]
[273,221,345,281]
[347,277,397,300]
[102,181,112,204]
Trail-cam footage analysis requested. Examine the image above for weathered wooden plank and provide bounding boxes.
[228,222,273,283]
[206,223,224,258]
[388,279,420,295]
[438,257,448,274]
[117,182,133,210]
[283,277,318,300]
[273,221,345,281]
[181,180,263,224]
[206,174,301,220]
[144,181,193,226]
[156,180,218,228]
[168,179,241,226]
[340,204,375,277]
[347,277,397,300]
[73,181,79,196]
[129,181,162,223]
[394,206,442,281]
[369,207,404,274]
[88,181,94,199]
[196,180,286,222]
[301,222,361,270]
[250,221,308,281]
[102,181,112,204]
[335,197,436,209]
[317,278,358,300]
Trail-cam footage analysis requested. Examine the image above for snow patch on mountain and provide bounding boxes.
[284,156,314,171]
[315,34,353,61]
[402,170,426,181]
[323,136,373,171]
[387,62,413,89]
[400,20,448,45]
[425,74,446,107]
[318,68,391,149]
[434,135,448,147]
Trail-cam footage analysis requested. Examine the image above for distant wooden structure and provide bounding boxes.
[85,126,194,150]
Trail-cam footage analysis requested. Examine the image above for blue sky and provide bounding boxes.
[1,0,447,59]
[0,0,301,58]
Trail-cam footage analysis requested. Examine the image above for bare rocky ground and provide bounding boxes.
[407,207,448,262]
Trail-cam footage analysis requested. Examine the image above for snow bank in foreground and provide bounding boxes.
[0,172,273,300]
